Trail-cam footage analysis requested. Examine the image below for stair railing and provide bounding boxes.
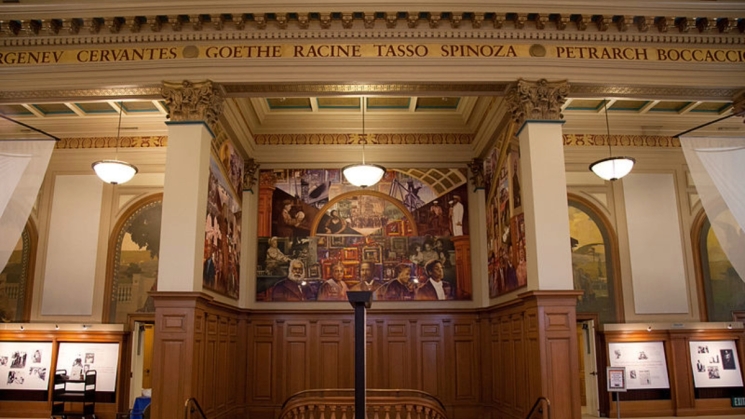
[525,396,550,419]
[184,397,209,419]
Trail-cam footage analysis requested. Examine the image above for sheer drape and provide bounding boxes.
[681,136,745,283]
[0,140,54,272]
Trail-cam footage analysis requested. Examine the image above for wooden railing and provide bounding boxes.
[279,389,448,419]
[184,397,208,419]
[525,397,550,419]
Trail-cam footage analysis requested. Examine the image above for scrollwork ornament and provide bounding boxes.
[243,158,260,192]
[468,158,485,191]
[161,80,225,129]
[506,78,569,126]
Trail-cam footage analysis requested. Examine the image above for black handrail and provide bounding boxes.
[184,397,208,419]
[525,396,550,419]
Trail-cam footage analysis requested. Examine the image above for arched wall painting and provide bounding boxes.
[109,199,162,324]
[256,168,470,302]
[699,211,745,322]
[0,227,31,322]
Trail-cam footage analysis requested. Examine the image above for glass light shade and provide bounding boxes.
[92,159,138,185]
[342,163,386,188]
[589,156,635,181]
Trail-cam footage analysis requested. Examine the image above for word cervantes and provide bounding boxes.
[1,43,743,65]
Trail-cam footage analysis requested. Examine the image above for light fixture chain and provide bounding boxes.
[115,101,124,159]
[603,98,612,157]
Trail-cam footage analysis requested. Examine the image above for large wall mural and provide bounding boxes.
[202,144,243,299]
[485,144,528,298]
[256,169,471,302]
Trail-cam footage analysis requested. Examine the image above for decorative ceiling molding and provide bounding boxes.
[254,133,474,146]
[223,83,512,97]
[1,12,742,42]
[55,136,168,149]
[563,134,680,148]
[569,85,742,101]
[0,86,162,101]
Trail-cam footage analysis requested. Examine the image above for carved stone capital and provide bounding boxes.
[506,79,569,126]
[161,80,225,128]
[243,158,260,192]
[468,159,485,190]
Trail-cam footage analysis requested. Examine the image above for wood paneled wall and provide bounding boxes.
[151,291,581,419]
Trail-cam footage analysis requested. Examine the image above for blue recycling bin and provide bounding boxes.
[131,396,151,419]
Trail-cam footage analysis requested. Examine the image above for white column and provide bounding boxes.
[157,122,213,292]
[517,121,573,290]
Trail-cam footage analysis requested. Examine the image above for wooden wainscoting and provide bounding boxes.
[151,291,581,419]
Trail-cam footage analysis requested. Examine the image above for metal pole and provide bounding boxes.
[616,392,620,419]
[348,291,373,419]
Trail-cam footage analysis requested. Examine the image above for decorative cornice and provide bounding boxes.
[0,86,162,101]
[253,133,474,146]
[563,134,680,148]
[1,13,742,41]
[55,136,167,149]
[162,80,224,129]
[224,83,511,96]
[571,84,742,101]
[506,78,569,126]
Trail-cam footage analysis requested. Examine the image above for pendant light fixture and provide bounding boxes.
[342,97,386,188]
[589,99,635,181]
[92,101,138,185]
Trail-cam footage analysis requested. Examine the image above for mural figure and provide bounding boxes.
[270,259,312,301]
[415,260,452,300]
[350,261,384,293]
[450,195,464,236]
[379,263,415,300]
[317,261,349,301]
[264,236,291,276]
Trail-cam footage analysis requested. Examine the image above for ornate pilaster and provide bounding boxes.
[161,80,225,130]
[243,158,260,192]
[468,158,485,190]
[505,79,569,127]
[734,90,745,122]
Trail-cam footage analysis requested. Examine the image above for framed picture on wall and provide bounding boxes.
[343,247,359,260]
[363,246,381,263]
[689,340,743,388]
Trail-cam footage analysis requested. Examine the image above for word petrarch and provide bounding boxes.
[556,46,745,63]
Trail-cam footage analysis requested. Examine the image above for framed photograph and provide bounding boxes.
[342,261,359,279]
[608,341,670,389]
[607,367,626,392]
[343,247,359,260]
[330,236,345,247]
[391,237,407,254]
[308,263,321,279]
[363,246,382,263]
[689,340,743,388]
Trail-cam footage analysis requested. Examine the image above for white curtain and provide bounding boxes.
[0,140,54,273]
[680,136,745,283]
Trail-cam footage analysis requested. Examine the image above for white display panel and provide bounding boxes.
[608,341,670,389]
[623,173,689,314]
[689,340,744,388]
[55,342,120,392]
[0,341,53,390]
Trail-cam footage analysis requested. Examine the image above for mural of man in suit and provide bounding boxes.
[415,259,452,300]
[270,259,313,301]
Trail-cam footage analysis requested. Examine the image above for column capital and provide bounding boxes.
[734,89,745,122]
[161,80,225,129]
[506,78,570,126]
[468,158,485,190]
[243,158,260,192]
